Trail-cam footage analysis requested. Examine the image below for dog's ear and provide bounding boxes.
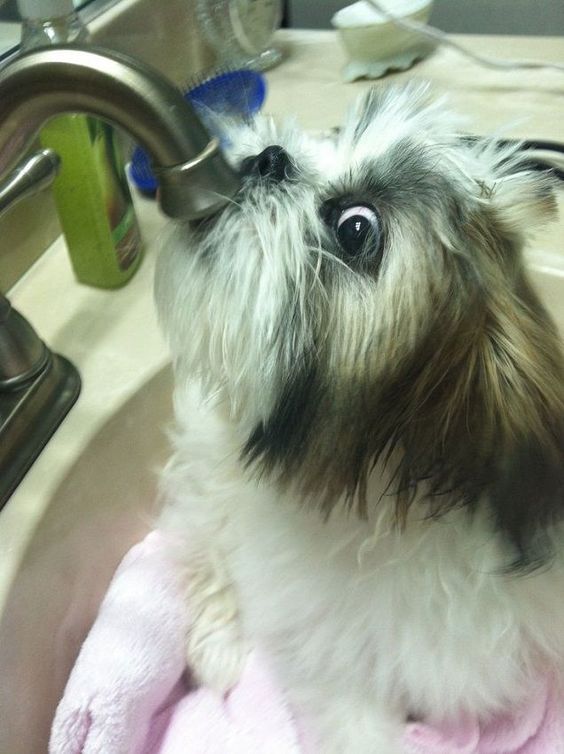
[372,259,564,570]
[389,153,564,568]
[393,263,564,570]
[474,140,558,237]
[469,151,564,566]
[476,274,564,568]
[491,169,557,233]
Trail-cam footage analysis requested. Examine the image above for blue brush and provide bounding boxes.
[130,68,266,196]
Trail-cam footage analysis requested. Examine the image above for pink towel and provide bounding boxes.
[49,531,564,754]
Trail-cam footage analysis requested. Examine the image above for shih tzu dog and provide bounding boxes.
[155,84,564,752]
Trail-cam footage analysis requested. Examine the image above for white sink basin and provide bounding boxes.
[0,366,173,754]
[0,196,172,754]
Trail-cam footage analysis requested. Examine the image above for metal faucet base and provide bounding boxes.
[0,352,81,511]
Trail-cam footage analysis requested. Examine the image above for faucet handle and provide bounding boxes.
[0,149,60,218]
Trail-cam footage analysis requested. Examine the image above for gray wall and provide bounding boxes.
[288,0,564,35]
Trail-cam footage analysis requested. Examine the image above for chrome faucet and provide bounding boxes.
[0,45,242,508]
[0,45,241,219]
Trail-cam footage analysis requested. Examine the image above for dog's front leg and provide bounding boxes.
[183,545,247,693]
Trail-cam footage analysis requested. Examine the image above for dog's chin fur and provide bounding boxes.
[156,84,564,752]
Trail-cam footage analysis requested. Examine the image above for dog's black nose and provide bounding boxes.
[240,145,294,182]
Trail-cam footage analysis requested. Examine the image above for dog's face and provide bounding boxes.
[157,85,564,567]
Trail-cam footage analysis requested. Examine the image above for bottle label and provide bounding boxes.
[90,119,142,271]
[113,205,142,270]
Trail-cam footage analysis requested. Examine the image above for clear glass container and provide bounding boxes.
[197,0,282,71]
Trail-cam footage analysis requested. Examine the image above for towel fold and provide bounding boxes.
[49,531,564,754]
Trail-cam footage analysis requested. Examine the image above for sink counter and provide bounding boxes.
[0,30,563,753]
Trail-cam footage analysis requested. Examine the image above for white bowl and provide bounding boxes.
[332,0,435,82]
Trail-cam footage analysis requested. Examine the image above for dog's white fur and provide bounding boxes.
[156,85,564,752]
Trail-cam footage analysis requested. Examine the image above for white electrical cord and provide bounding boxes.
[365,0,564,73]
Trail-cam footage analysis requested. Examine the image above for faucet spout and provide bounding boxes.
[0,45,241,219]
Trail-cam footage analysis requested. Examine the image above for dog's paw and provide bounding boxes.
[185,554,247,693]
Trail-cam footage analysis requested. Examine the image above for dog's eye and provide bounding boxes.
[335,205,380,256]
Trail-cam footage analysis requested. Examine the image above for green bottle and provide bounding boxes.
[18,0,143,288]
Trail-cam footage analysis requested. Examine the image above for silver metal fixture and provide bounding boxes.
[0,44,242,507]
[0,45,241,219]
[0,148,60,217]
[0,150,80,509]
